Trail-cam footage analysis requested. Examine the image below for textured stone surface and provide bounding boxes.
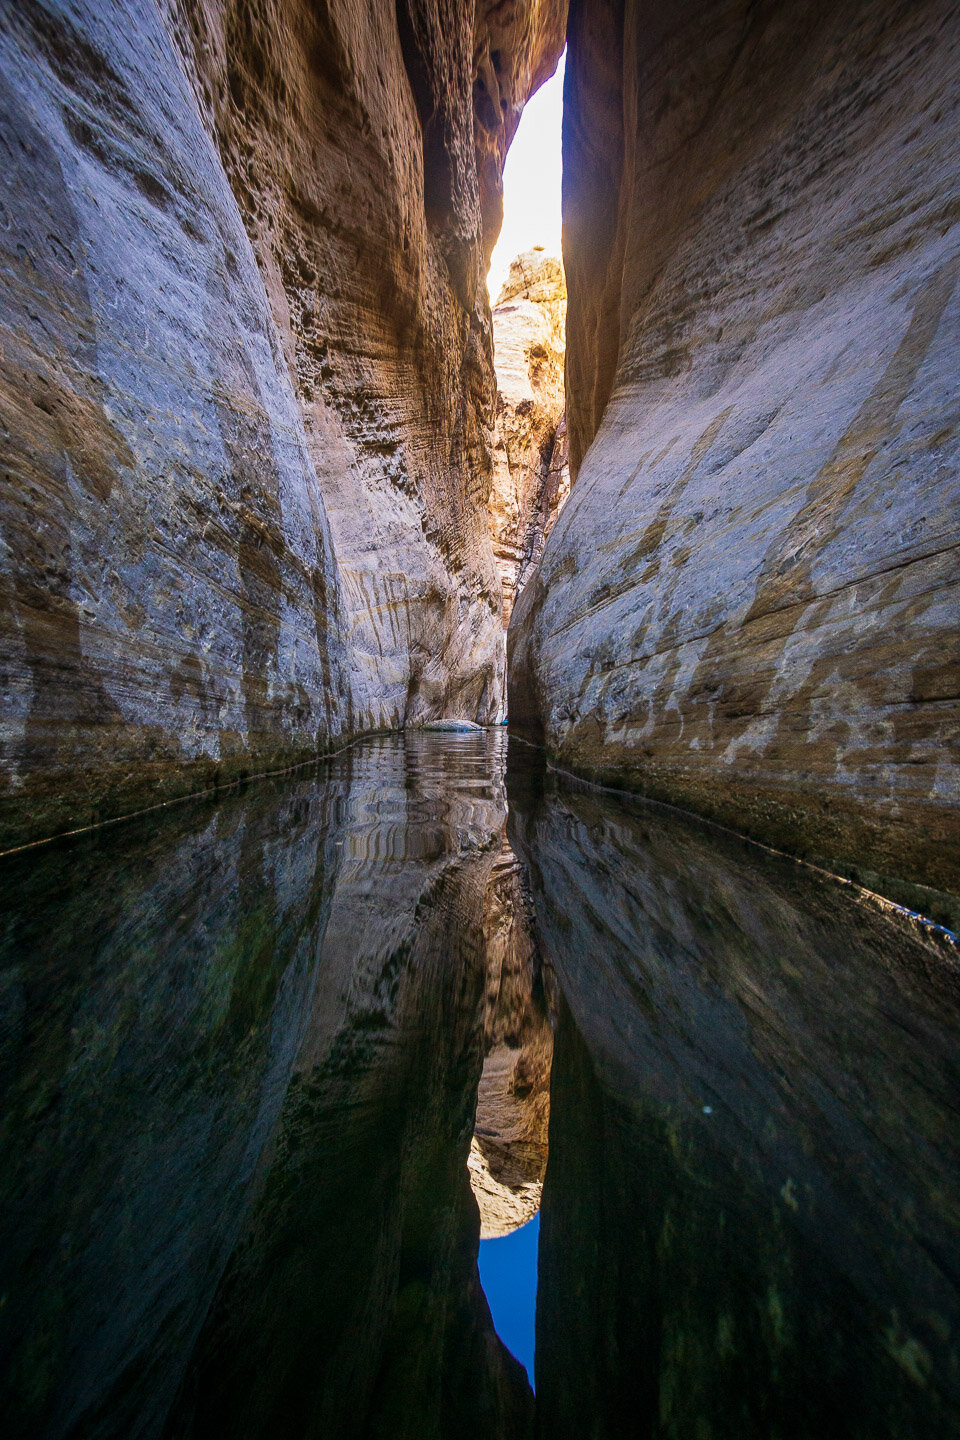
[510,0,960,908]
[0,0,565,848]
[488,249,568,627]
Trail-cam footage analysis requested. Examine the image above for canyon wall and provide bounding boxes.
[0,0,564,848]
[510,0,960,911]
[487,249,569,626]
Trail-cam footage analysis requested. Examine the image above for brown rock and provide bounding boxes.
[510,0,960,907]
[488,249,569,627]
[470,837,553,1238]
[0,0,566,848]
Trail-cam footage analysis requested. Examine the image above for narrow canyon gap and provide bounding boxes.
[0,0,566,847]
[1,2,959,1439]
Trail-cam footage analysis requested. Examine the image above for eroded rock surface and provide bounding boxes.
[488,250,569,626]
[510,0,960,911]
[0,0,565,847]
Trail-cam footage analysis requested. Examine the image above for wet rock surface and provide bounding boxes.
[509,0,960,911]
[0,0,565,848]
[488,250,569,626]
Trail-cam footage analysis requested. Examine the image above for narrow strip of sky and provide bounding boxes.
[486,51,564,304]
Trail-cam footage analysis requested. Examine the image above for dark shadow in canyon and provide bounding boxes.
[1,734,958,1438]
[0,734,532,1440]
[508,746,960,1440]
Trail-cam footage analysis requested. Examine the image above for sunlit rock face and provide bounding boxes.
[509,0,960,914]
[470,839,553,1238]
[0,0,565,848]
[488,250,569,626]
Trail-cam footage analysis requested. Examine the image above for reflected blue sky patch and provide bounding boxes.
[478,1211,540,1387]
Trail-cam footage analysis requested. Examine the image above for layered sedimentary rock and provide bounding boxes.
[488,250,569,625]
[0,0,565,848]
[470,838,552,1238]
[510,0,960,909]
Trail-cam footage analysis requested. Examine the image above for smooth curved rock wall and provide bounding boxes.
[0,0,565,847]
[510,0,960,911]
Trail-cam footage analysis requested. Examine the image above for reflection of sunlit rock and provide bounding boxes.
[471,839,553,1238]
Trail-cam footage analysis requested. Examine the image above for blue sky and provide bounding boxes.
[478,1211,540,1387]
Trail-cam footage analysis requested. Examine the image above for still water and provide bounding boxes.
[1,732,958,1439]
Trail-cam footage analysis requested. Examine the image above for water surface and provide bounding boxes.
[1,733,957,1438]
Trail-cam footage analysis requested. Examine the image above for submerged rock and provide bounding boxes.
[423,718,485,732]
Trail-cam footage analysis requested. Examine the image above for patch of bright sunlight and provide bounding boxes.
[486,51,565,304]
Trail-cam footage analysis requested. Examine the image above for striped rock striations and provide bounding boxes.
[510,0,960,917]
[488,248,569,627]
[0,0,565,848]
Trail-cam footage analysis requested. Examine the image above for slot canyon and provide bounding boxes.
[0,2,958,1439]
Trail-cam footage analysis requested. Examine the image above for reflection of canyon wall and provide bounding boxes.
[0,736,532,1439]
[509,0,960,910]
[0,0,565,848]
[507,752,960,1440]
[470,839,552,1238]
[488,251,569,626]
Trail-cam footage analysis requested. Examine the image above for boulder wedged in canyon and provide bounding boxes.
[488,250,569,626]
[0,0,565,848]
[509,0,960,912]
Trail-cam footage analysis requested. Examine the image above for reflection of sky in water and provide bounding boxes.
[478,1212,540,1387]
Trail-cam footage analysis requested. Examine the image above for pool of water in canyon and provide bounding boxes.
[1,732,958,1439]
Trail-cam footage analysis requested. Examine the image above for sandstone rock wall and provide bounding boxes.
[510,0,960,908]
[488,249,569,626]
[0,0,565,848]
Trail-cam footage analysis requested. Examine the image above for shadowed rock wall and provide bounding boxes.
[510,0,960,911]
[0,0,565,848]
